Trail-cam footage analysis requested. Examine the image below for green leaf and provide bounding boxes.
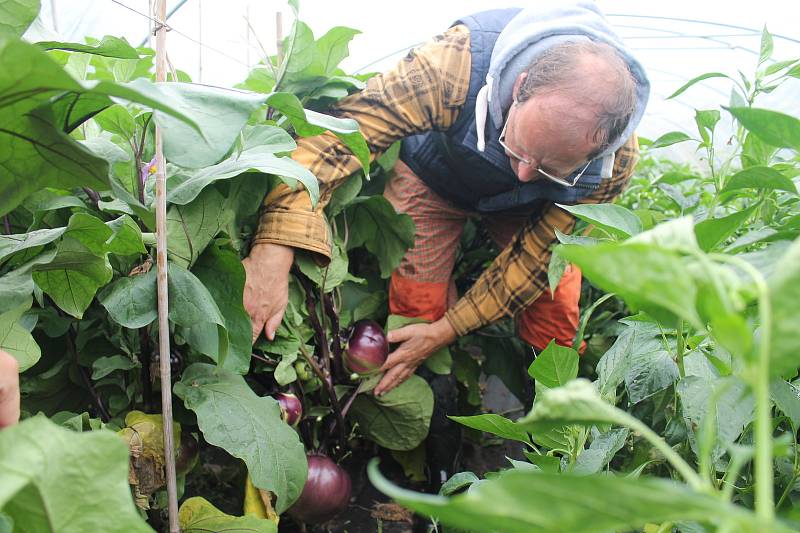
[98,268,157,329]
[722,166,797,194]
[105,215,146,255]
[274,352,298,386]
[174,363,307,513]
[597,320,665,397]
[327,173,362,217]
[349,374,434,451]
[695,206,757,252]
[528,340,579,388]
[448,414,531,445]
[191,246,253,375]
[179,496,276,533]
[295,238,350,292]
[345,196,415,278]
[649,131,693,149]
[771,380,800,429]
[93,104,135,138]
[36,36,139,59]
[91,354,136,379]
[0,417,152,532]
[0,106,109,217]
[0,267,35,315]
[166,186,226,268]
[386,314,451,375]
[725,107,800,152]
[31,237,113,318]
[0,0,40,39]
[555,203,642,239]
[558,242,702,328]
[167,263,229,364]
[667,72,731,99]
[572,428,629,474]
[0,300,39,372]
[547,249,568,294]
[767,237,800,377]
[368,459,771,533]
[167,145,319,207]
[759,26,774,65]
[152,82,267,168]
[677,376,754,461]
[313,26,361,76]
[439,472,479,496]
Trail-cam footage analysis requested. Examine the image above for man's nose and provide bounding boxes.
[515,159,540,183]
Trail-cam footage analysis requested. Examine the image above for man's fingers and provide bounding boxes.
[265,310,285,341]
[386,324,418,344]
[374,365,408,396]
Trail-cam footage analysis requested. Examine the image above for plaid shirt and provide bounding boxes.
[254,24,639,337]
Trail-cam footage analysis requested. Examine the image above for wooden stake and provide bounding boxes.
[154,0,180,531]
[276,11,284,64]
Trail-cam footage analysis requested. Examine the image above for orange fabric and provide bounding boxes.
[517,265,586,353]
[389,274,450,322]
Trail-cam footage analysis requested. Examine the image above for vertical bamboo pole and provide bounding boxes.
[276,11,284,64]
[153,1,180,531]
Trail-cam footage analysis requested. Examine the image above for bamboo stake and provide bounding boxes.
[276,11,284,64]
[153,0,180,531]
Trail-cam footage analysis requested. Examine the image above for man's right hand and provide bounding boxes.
[243,243,295,343]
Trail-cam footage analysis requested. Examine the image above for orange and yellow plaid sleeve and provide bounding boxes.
[253,25,472,261]
[445,135,640,336]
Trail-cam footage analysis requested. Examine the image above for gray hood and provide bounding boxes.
[474,0,650,163]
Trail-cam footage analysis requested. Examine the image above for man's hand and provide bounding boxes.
[374,318,457,396]
[243,243,295,343]
[0,350,20,429]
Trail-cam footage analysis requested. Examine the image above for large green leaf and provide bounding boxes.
[448,414,531,445]
[31,237,113,318]
[368,460,772,533]
[0,107,109,217]
[0,267,34,315]
[556,203,642,239]
[771,380,800,429]
[722,166,797,194]
[173,363,307,513]
[695,206,757,252]
[179,497,276,533]
[558,242,702,328]
[0,0,40,39]
[166,186,227,268]
[528,340,579,388]
[105,215,146,255]
[676,376,754,462]
[153,83,266,169]
[725,107,800,152]
[345,196,415,278]
[167,145,319,207]
[36,36,139,59]
[767,237,800,377]
[294,238,351,292]
[572,428,629,475]
[667,72,731,99]
[0,300,39,371]
[349,374,434,451]
[167,263,229,365]
[649,131,693,149]
[0,416,152,532]
[98,268,157,329]
[597,319,665,397]
[191,246,253,375]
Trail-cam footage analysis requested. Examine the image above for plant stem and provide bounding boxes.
[322,292,345,381]
[676,320,686,378]
[2,215,10,234]
[711,254,774,522]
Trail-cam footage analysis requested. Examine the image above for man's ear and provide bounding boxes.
[512,72,527,100]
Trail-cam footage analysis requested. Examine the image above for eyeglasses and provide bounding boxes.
[498,102,592,187]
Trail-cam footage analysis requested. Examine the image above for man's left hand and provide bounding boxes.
[373,318,457,396]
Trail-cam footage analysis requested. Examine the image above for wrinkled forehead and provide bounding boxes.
[517,95,600,158]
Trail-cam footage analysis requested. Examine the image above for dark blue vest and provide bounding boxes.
[400,8,605,214]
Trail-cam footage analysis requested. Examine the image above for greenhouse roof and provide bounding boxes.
[27,0,800,163]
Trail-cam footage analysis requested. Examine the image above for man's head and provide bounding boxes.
[501,41,637,183]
